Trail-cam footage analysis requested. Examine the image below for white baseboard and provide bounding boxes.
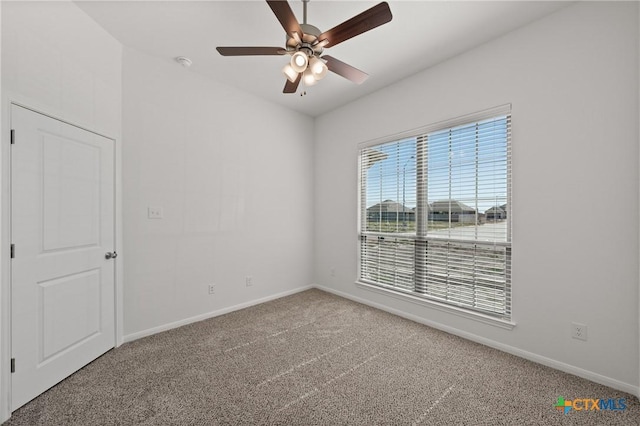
[313,284,640,397]
[123,285,313,343]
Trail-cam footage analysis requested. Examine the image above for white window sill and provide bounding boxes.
[355,280,516,330]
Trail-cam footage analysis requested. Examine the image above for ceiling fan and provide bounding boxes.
[216,0,392,94]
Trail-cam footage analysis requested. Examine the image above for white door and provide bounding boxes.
[10,105,116,410]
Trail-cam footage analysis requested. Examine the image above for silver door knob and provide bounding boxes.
[105,252,117,260]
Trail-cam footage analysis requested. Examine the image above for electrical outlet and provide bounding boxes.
[148,206,163,219]
[572,322,587,341]
[208,284,215,295]
[245,276,253,287]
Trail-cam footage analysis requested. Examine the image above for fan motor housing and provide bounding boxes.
[300,23,321,38]
[286,23,323,54]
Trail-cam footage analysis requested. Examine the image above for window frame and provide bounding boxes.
[356,105,514,329]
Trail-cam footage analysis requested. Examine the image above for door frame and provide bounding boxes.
[0,100,124,421]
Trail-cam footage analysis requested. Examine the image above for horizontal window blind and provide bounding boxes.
[359,110,511,320]
[360,236,415,292]
[419,240,511,316]
[361,138,416,234]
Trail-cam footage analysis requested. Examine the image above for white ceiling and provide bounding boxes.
[76,1,570,117]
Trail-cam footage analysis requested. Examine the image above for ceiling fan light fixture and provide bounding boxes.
[309,56,328,80]
[303,68,317,86]
[282,63,299,83]
[291,51,308,73]
[216,0,393,94]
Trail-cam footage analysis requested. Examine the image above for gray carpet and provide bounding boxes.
[5,289,639,425]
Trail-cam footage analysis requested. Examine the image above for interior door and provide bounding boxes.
[10,104,116,410]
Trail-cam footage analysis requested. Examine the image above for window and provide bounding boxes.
[358,106,511,321]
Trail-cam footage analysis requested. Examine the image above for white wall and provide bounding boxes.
[2,1,121,136]
[314,1,639,393]
[1,1,123,421]
[121,48,314,338]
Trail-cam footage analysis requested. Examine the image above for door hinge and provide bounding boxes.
[10,129,15,145]
[10,358,15,373]
[10,244,14,259]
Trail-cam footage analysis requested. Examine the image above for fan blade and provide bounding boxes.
[216,47,286,56]
[318,2,392,48]
[283,73,301,93]
[323,55,369,84]
[266,0,303,39]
